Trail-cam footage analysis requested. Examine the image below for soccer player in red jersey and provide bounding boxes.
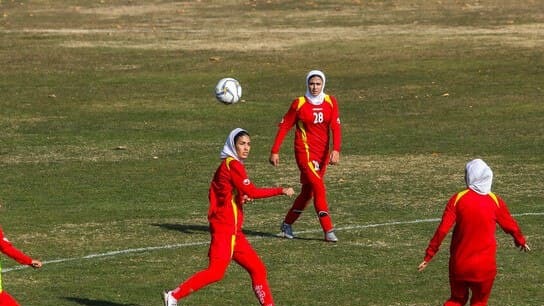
[269,70,342,242]
[163,128,294,306]
[418,159,530,306]
[0,227,42,306]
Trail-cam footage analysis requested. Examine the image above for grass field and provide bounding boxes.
[1,1,543,305]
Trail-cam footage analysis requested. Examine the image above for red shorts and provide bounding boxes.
[208,232,259,263]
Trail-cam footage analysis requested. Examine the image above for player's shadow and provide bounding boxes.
[64,297,140,306]
[282,235,324,242]
[152,223,209,234]
[152,223,280,239]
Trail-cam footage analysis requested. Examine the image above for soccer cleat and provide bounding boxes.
[163,290,178,306]
[325,230,338,242]
[280,222,294,239]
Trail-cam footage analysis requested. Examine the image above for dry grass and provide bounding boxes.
[3,1,544,51]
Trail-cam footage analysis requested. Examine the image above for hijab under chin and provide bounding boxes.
[465,158,493,195]
[305,70,326,105]
[220,127,247,162]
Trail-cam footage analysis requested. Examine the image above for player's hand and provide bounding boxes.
[31,260,42,269]
[329,150,340,165]
[519,243,531,252]
[417,260,429,272]
[269,153,280,167]
[242,195,254,204]
[282,187,295,197]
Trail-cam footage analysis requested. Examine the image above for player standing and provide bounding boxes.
[418,159,530,306]
[269,70,342,242]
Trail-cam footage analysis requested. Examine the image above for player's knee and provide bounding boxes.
[207,268,227,283]
[250,268,268,283]
[245,261,268,280]
[207,260,229,282]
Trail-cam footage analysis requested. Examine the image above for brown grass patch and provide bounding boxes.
[3,1,543,51]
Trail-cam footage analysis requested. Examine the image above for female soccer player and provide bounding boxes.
[0,226,42,306]
[269,70,342,242]
[163,128,294,306]
[418,159,530,306]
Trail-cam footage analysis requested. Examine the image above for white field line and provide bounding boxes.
[3,212,542,273]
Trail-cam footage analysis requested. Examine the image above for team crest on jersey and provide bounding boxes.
[243,178,251,185]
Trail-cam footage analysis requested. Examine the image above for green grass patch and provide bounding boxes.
[1,1,543,305]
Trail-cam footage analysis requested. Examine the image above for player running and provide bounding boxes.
[163,128,294,306]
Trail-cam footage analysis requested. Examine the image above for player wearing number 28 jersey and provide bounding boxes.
[270,70,342,241]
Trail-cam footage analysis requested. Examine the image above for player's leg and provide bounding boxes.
[303,160,334,235]
[170,258,229,300]
[234,235,274,306]
[444,278,469,306]
[468,278,494,306]
[169,233,232,301]
[281,164,314,239]
[283,183,312,225]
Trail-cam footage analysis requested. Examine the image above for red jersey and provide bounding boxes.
[271,95,341,163]
[424,189,526,281]
[208,157,283,235]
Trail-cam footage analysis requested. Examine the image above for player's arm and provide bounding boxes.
[329,97,342,165]
[0,234,35,266]
[230,161,284,200]
[418,195,457,271]
[270,100,298,166]
[495,197,530,251]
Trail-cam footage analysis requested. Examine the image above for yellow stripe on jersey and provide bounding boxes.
[324,94,332,106]
[297,120,311,163]
[230,234,236,258]
[296,96,306,111]
[296,120,320,179]
[298,95,332,108]
[453,189,500,207]
[225,157,234,169]
[453,189,470,206]
[232,200,238,231]
[488,192,500,207]
[231,194,238,258]
[226,157,240,206]
[307,161,321,179]
[225,156,238,257]
[295,97,311,162]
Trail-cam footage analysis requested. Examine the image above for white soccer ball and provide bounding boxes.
[214,77,242,104]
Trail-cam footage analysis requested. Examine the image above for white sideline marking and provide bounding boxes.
[3,212,542,273]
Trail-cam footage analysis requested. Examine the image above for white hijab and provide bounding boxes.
[305,70,326,105]
[465,159,493,195]
[220,127,247,161]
